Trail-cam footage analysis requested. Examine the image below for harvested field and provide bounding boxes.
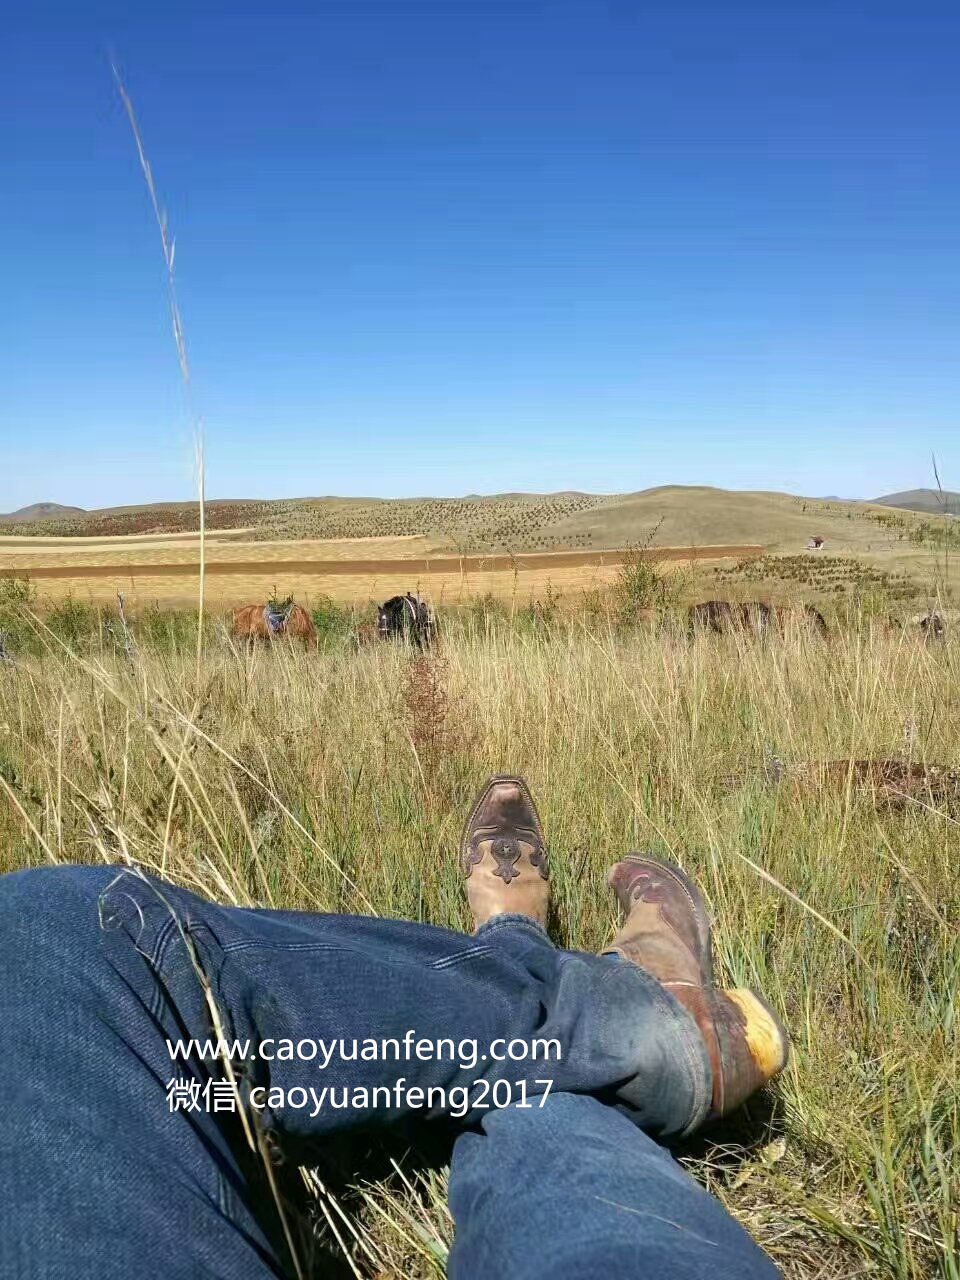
[0,532,439,561]
[0,541,763,607]
[0,528,259,549]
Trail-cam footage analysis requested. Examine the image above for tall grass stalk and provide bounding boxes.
[112,65,207,676]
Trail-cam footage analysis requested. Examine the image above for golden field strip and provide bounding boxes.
[0,536,763,607]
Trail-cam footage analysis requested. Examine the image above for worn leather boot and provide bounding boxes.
[606,854,788,1121]
[461,776,549,930]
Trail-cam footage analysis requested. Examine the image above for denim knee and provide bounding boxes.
[0,863,127,969]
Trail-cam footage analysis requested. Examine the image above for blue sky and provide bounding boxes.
[4,1,959,510]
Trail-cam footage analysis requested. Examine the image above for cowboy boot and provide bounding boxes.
[461,776,549,930]
[606,854,788,1120]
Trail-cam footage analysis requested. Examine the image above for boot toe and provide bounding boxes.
[461,775,548,929]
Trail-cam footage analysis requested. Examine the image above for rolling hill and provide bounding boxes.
[0,486,909,554]
[0,502,86,522]
[873,489,960,515]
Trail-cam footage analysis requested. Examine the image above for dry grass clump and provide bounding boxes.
[1,615,958,1277]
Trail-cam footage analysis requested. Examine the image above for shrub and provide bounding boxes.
[614,526,686,623]
[0,577,41,657]
[135,605,199,654]
[464,593,508,638]
[311,595,352,647]
[517,583,561,634]
[46,596,99,652]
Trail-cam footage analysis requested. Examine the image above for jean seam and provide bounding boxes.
[221,939,349,955]
[431,944,494,969]
[148,913,179,971]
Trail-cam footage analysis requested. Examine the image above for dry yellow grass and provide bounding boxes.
[1,614,957,1278]
[0,539,761,608]
[0,532,442,564]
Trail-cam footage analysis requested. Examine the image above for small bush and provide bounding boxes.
[0,578,41,656]
[135,606,199,654]
[46,597,99,652]
[517,583,561,634]
[614,526,686,623]
[311,595,352,647]
[462,593,508,640]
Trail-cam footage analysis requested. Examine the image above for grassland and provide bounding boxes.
[1,602,958,1278]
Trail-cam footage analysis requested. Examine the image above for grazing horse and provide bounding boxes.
[914,609,947,641]
[377,594,437,649]
[231,601,316,647]
[688,600,772,634]
[874,609,953,643]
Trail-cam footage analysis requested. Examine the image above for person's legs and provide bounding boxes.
[0,863,708,1278]
[448,1091,780,1280]
[447,800,787,1279]
[2,776,786,1279]
[0,864,282,1280]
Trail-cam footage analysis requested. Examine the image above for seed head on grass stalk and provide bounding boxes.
[112,64,206,679]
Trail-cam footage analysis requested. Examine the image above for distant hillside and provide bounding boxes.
[873,489,960,515]
[0,502,86,522]
[0,486,904,555]
[517,486,889,554]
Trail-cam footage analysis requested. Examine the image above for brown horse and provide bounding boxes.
[231,602,316,647]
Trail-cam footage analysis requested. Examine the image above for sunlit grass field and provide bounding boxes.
[0,534,757,609]
[1,610,958,1278]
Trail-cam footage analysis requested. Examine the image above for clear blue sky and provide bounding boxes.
[4,1,959,511]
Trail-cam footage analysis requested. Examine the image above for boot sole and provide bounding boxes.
[610,854,714,987]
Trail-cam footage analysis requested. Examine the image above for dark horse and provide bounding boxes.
[377,594,436,649]
[689,600,827,637]
[688,600,772,634]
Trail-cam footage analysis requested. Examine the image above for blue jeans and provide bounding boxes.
[0,865,779,1279]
